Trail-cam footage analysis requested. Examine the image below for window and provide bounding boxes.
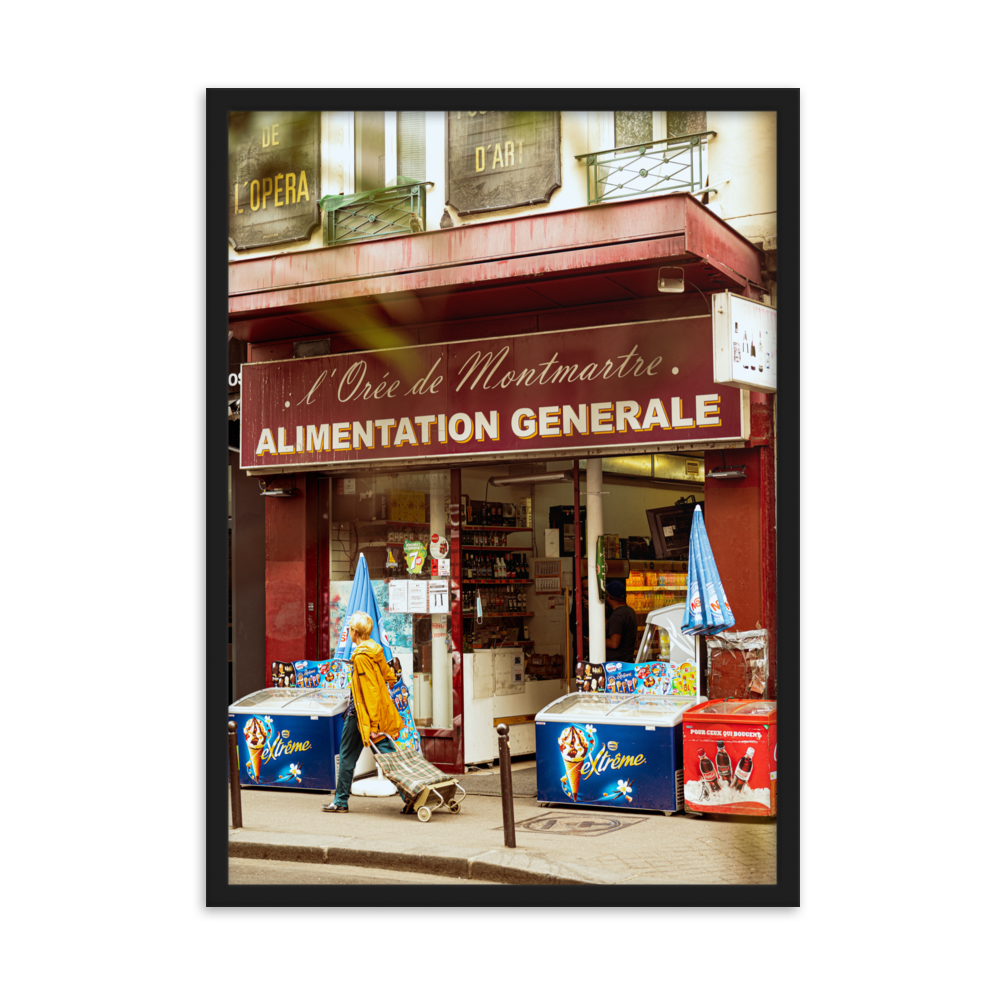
[615,111,653,148]
[396,111,426,181]
[581,111,711,205]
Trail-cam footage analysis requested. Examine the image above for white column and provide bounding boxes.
[586,461,605,664]
[430,474,451,727]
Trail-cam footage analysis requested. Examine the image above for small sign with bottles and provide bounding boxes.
[711,291,777,393]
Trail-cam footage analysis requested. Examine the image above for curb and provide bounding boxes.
[228,831,624,885]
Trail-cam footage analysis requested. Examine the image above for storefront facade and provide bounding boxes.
[228,110,778,774]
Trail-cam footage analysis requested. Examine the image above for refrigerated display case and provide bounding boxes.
[228,686,349,791]
[681,699,777,816]
[535,692,701,813]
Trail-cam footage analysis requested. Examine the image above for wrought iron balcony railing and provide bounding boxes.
[575,131,716,206]
[318,178,431,247]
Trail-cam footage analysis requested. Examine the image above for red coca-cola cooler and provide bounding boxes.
[681,700,777,817]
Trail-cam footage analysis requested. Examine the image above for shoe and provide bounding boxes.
[322,802,348,813]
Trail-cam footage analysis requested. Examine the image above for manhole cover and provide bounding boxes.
[505,811,649,837]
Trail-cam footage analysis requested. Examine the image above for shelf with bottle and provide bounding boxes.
[461,550,532,582]
[626,585,688,592]
[461,585,531,616]
[462,547,533,553]
[363,520,430,528]
[460,613,535,619]
[461,525,532,533]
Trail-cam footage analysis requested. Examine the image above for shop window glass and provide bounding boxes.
[329,469,454,728]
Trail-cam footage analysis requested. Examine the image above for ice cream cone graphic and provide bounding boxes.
[243,716,269,783]
[247,745,263,782]
[557,726,589,801]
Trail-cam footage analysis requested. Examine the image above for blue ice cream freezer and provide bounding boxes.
[535,693,702,813]
[228,687,349,791]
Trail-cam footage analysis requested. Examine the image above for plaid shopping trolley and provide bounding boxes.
[371,735,467,822]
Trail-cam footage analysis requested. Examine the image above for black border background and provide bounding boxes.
[208,88,799,907]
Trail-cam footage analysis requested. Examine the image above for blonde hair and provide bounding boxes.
[348,611,373,639]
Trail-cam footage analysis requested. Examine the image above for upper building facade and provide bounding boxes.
[228,109,776,300]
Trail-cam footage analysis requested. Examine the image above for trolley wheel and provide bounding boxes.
[417,806,432,823]
[448,801,461,814]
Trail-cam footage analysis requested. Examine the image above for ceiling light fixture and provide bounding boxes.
[488,472,572,487]
[705,450,747,480]
[705,466,747,480]
[656,265,712,311]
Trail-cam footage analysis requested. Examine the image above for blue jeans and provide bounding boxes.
[333,713,403,808]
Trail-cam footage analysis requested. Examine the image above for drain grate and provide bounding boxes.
[502,811,650,837]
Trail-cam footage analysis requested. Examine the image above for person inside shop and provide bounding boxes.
[570,578,619,664]
[323,611,406,814]
[604,578,638,663]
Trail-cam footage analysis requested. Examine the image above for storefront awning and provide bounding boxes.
[228,193,764,344]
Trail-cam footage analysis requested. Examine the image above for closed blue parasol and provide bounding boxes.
[333,553,393,661]
[333,553,422,758]
[682,505,736,636]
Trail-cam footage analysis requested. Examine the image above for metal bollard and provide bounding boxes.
[228,721,243,829]
[496,723,516,849]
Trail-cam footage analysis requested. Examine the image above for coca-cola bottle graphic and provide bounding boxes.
[733,322,741,365]
[733,746,756,792]
[742,328,749,369]
[697,748,721,793]
[715,741,733,786]
[750,332,757,371]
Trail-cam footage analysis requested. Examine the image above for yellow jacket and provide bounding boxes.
[349,639,404,746]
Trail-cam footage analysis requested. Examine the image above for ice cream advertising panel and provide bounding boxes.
[228,688,348,791]
[535,718,683,813]
[681,700,777,817]
[230,711,338,789]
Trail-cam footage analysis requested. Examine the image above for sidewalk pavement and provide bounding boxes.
[229,767,777,885]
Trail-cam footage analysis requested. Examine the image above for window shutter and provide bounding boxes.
[397,111,426,181]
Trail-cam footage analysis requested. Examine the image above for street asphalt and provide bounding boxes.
[228,762,777,886]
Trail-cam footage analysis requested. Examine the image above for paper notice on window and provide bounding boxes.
[388,579,408,614]
[428,579,449,614]
[407,579,429,614]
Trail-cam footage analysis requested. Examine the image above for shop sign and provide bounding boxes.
[228,111,321,251]
[446,111,561,216]
[239,318,747,471]
[712,292,777,393]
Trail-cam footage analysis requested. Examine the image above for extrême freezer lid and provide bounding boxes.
[536,692,703,726]
[229,687,349,717]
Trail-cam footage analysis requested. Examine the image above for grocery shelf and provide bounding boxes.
[360,520,430,528]
[461,612,535,618]
[626,585,687,592]
[462,526,532,533]
[461,546,533,552]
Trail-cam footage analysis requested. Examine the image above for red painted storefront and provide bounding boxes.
[229,193,777,772]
